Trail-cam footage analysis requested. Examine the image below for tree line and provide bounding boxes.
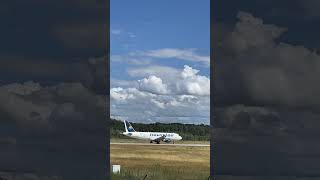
[110,118,210,141]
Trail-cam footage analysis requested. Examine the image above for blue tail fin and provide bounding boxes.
[124,120,136,132]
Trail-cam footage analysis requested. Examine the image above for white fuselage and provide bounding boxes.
[123,131,182,141]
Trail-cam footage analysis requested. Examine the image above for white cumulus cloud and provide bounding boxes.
[110,65,210,124]
[138,75,169,94]
[176,65,210,96]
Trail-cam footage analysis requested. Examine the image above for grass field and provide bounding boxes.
[110,138,210,145]
[110,140,210,180]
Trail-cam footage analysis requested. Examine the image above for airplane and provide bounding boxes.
[122,120,182,144]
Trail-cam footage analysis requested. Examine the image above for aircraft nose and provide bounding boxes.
[178,135,182,140]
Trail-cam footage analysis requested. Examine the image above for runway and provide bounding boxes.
[110,142,210,147]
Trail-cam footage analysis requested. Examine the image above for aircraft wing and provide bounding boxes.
[152,135,166,141]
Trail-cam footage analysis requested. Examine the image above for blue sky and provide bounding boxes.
[110,0,210,124]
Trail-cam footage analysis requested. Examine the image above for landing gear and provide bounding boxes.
[150,140,153,143]
[156,141,160,144]
[173,140,175,144]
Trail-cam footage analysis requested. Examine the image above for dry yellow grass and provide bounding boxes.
[111,138,210,144]
[110,143,210,180]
